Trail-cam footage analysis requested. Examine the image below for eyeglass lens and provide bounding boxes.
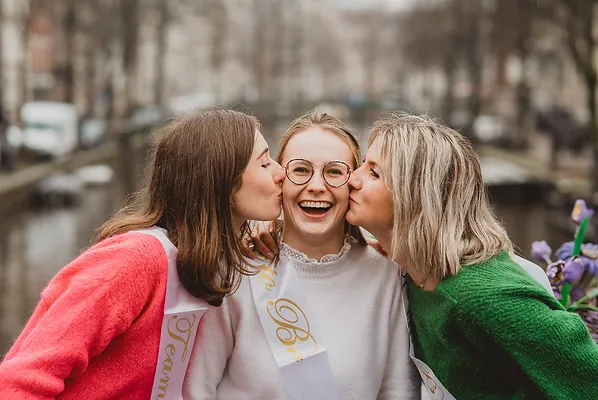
[286,159,350,186]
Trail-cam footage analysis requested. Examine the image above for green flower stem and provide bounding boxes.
[561,282,571,307]
[572,216,589,256]
[568,304,598,312]
[569,288,598,309]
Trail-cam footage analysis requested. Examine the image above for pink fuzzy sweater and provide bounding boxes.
[0,232,170,399]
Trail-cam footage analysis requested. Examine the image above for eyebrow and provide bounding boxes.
[256,147,269,160]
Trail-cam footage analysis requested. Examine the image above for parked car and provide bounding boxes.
[21,102,78,158]
[79,118,107,149]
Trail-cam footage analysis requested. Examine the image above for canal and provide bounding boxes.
[0,116,575,357]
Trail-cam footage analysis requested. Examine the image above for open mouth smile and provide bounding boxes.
[298,200,333,218]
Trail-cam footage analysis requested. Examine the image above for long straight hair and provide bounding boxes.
[96,109,258,306]
[369,113,512,280]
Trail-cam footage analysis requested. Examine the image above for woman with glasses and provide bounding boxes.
[185,112,420,399]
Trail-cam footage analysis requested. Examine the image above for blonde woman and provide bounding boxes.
[185,112,419,399]
[346,113,598,399]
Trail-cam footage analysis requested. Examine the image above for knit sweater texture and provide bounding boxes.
[0,232,169,399]
[184,242,420,399]
[409,251,598,400]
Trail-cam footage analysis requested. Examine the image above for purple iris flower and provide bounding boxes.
[581,243,598,259]
[569,285,586,302]
[552,287,562,300]
[555,242,574,261]
[546,264,559,280]
[531,241,552,263]
[562,257,586,283]
[581,244,598,276]
[571,199,594,224]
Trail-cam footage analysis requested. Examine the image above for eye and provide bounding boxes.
[369,168,380,178]
[326,168,343,176]
[262,162,271,168]
[293,166,310,174]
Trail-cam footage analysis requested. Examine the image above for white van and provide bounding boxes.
[21,101,78,158]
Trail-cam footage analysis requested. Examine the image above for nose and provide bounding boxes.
[271,160,285,184]
[348,166,363,190]
[306,168,326,193]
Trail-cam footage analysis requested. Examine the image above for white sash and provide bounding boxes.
[401,274,457,400]
[136,227,209,400]
[248,255,339,400]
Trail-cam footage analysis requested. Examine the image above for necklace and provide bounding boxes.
[408,274,427,289]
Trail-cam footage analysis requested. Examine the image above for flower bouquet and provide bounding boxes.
[531,199,598,343]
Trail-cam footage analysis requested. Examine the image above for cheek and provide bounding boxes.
[333,187,350,212]
[282,181,301,205]
[250,168,274,195]
[378,188,394,221]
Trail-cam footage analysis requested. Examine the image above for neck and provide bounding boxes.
[283,226,345,261]
[232,217,245,237]
[374,226,440,291]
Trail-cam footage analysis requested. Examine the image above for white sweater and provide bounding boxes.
[184,242,420,400]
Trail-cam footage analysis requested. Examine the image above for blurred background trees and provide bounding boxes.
[1,0,598,190]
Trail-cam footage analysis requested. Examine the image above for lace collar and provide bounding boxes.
[281,238,352,264]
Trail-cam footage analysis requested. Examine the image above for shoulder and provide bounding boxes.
[60,231,168,285]
[437,252,562,325]
[511,254,553,293]
[440,252,550,300]
[91,231,166,266]
[38,230,170,308]
[350,244,401,273]
[345,245,402,296]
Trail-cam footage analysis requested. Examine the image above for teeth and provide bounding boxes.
[299,201,332,209]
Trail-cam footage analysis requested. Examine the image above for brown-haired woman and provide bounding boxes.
[0,109,285,399]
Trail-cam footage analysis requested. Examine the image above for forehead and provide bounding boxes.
[366,140,384,163]
[282,128,354,164]
[252,130,267,154]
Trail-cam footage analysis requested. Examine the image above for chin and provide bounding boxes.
[345,211,358,226]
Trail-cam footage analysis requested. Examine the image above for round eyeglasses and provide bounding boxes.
[284,158,352,187]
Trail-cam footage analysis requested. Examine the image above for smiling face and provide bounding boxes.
[231,131,285,230]
[346,142,394,238]
[280,127,354,246]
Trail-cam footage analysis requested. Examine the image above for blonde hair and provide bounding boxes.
[276,110,366,245]
[369,113,512,280]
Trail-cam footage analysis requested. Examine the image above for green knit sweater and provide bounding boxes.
[409,251,598,400]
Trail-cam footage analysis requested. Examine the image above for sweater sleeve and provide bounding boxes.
[378,273,421,400]
[0,233,166,399]
[455,284,598,400]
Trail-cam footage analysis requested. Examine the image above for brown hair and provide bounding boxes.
[369,113,512,280]
[276,110,366,245]
[96,109,259,306]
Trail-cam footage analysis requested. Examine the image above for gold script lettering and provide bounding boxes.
[266,298,317,360]
[167,314,197,361]
[259,265,277,291]
[155,345,175,398]
[421,368,445,400]
[154,312,199,399]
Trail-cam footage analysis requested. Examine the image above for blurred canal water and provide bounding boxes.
[0,117,573,357]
